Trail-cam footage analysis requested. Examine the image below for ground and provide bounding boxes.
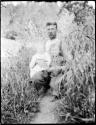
[32,92,58,124]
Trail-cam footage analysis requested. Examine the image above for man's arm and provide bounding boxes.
[60,40,73,62]
[48,63,71,72]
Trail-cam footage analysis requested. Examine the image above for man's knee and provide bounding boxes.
[29,71,44,83]
[33,71,50,82]
[29,70,50,90]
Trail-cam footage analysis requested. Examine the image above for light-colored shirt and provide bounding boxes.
[45,38,64,66]
[45,38,61,56]
[45,38,72,63]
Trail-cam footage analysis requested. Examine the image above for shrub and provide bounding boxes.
[54,3,95,123]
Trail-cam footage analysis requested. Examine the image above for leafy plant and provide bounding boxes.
[54,3,95,123]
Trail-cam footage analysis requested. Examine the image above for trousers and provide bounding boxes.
[29,69,61,96]
[29,70,51,94]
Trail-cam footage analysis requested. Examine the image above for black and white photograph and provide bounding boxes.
[1,1,95,124]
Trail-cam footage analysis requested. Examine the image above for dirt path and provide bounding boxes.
[31,95,58,124]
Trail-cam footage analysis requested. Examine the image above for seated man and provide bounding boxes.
[29,22,72,99]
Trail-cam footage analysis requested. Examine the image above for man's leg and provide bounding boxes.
[29,70,51,96]
[50,73,62,100]
[50,77,59,96]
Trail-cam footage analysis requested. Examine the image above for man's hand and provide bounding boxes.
[47,62,71,72]
[47,65,66,72]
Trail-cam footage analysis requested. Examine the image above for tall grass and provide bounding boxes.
[1,46,40,124]
[54,4,95,123]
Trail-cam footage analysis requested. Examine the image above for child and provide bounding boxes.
[29,51,51,78]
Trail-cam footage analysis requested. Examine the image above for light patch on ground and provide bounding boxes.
[1,37,23,69]
[1,37,22,58]
[32,96,58,123]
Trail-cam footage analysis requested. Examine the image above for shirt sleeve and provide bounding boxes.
[45,41,50,52]
[46,53,51,66]
[29,55,37,69]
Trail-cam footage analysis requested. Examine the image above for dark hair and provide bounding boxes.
[46,22,57,29]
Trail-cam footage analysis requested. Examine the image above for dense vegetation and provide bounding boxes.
[55,2,95,123]
[1,1,95,124]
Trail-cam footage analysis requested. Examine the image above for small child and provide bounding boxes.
[29,52,51,78]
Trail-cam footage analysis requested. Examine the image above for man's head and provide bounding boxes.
[46,22,57,40]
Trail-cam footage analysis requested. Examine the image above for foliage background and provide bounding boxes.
[1,1,95,124]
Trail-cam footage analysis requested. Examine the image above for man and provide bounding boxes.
[29,22,72,99]
[45,22,64,67]
[45,22,66,98]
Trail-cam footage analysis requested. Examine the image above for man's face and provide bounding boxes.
[47,24,57,40]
